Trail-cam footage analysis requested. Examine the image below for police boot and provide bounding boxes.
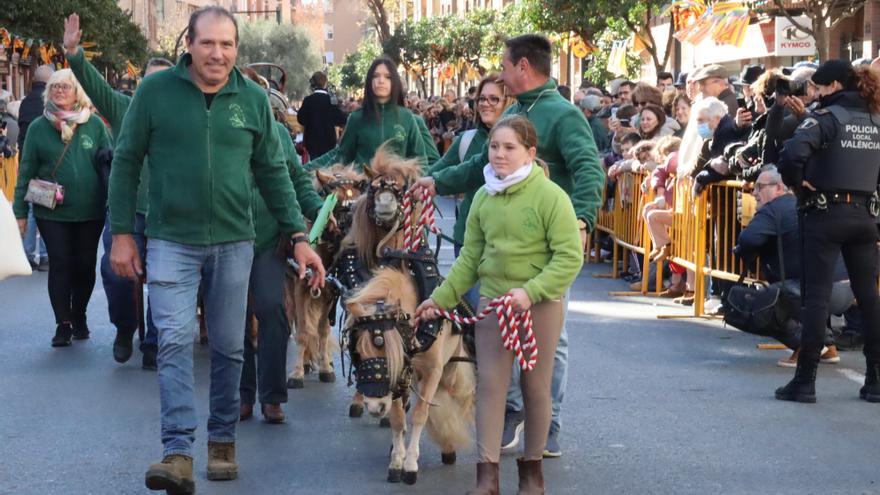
[860,361,880,402]
[466,462,499,495]
[775,358,818,403]
[145,455,194,494]
[207,441,238,481]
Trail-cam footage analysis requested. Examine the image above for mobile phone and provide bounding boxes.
[775,78,791,96]
[611,107,618,119]
[737,97,747,108]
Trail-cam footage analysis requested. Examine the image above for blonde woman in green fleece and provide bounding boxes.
[415,115,583,495]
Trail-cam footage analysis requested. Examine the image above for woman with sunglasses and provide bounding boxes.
[306,57,440,171]
[13,69,111,347]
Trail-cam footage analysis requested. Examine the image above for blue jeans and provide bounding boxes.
[23,204,47,261]
[100,213,157,348]
[507,290,569,435]
[146,239,254,457]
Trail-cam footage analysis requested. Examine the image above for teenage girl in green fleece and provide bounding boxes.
[414,115,583,494]
[305,57,440,171]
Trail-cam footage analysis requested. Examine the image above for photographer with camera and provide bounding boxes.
[776,60,880,404]
[297,71,346,160]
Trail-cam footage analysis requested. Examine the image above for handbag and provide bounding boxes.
[722,215,797,336]
[0,196,33,280]
[23,138,72,210]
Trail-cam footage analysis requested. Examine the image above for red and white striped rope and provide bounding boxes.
[439,293,538,372]
[402,186,440,252]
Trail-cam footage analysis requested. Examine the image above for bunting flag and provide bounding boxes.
[570,35,596,59]
[0,25,71,67]
[663,0,752,48]
[126,60,139,79]
[606,40,629,77]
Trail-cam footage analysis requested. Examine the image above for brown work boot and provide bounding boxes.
[659,283,685,298]
[145,455,195,494]
[261,403,285,424]
[207,441,238,481]
[240,403,253,421]
[466,462,499,495]
[517,458,545,494]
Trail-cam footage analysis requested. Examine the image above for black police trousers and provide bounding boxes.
[800,204,880,364]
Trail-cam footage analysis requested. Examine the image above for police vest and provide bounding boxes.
[805,105,880,194]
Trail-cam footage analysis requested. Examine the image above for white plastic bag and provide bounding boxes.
[0,196,33,280]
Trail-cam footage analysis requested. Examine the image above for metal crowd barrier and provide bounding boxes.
[591,172,764,318]
[1,154,18,202]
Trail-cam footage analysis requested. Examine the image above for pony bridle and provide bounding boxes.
[347,301,414,399]
[366,177,407,230]
[322,177,366,235]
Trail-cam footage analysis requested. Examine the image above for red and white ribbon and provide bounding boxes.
[402,186,440,252]
[439,293,538,372]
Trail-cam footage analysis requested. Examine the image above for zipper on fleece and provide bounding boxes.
[206,108,214,243]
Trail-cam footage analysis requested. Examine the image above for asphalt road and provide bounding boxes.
[1,198,879,495]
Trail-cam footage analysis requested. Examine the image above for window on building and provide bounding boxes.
[324,24,334,41]
[323,0,334,13]
[325,51,335,64]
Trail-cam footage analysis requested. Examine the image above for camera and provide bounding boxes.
[775,78,806,97]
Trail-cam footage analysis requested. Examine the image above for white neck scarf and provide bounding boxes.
[483,162,534,196]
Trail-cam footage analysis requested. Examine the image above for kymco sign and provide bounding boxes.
[775,16,816,56]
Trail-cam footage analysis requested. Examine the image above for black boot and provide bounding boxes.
[141,344,158,371]
[860,361,880,402]
[71,317,90,340]
[113,328,136,363]
[775,358,818,403]
[51,323,73,347]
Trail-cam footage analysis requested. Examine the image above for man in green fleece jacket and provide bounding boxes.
[416,34,605,458]
[64,13,172,369]
[107,7,325,493]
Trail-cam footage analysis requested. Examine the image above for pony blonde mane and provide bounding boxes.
[368,144,422,185]
[346,268,420,388]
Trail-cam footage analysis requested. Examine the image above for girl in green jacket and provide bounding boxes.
[415,115,583,493]
[13,69,111,347]
[306,57,439,171]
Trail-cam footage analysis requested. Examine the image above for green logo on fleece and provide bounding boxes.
[80,135,94,150]
[229,103,246,128]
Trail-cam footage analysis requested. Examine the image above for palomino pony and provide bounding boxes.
[286,164,367,388]
[345,267,475,485]
[338,147,425,418]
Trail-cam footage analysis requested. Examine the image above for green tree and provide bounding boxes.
[524,0,674,75]
[582,28,642,87]
[1,0,147,74]
[328,39,382,95]
[237,21,321,101]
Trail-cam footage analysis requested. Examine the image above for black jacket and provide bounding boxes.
[778,90,872,191]
[17,81,46,152]
[735,194,801,283]
[297,90,346,159]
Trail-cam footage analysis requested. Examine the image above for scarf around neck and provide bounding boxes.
[44,100,91,143]
[483,162,534,196]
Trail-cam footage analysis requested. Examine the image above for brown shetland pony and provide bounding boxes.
[285,164,366,388]
[340,146,424,418]
[346,268,475,485]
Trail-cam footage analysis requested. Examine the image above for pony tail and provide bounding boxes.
[855,66,880,114]
[535,158,550,177]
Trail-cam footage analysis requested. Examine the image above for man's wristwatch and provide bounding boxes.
[577,219,587,231]
[291,234,309,245]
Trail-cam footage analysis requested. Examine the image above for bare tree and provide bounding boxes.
[770,0,865,61]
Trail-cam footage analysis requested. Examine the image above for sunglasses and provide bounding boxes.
[478,95,502,105]
[632,100,647,107]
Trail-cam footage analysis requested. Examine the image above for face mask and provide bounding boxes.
[697,122,714,139]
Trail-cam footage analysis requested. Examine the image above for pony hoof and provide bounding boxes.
[387,468,402,483]
[402,471,418,485]
[441,452,456,465]
[319,371,336,383]
[349,404,364,418]
[303,363,312,374]
[287,378,304,389]
[379,417,391,428]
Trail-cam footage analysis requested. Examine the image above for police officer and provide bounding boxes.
[777,59,880,403]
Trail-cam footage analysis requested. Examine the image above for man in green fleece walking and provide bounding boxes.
[416,34,605,457]
[108,7,325,494]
